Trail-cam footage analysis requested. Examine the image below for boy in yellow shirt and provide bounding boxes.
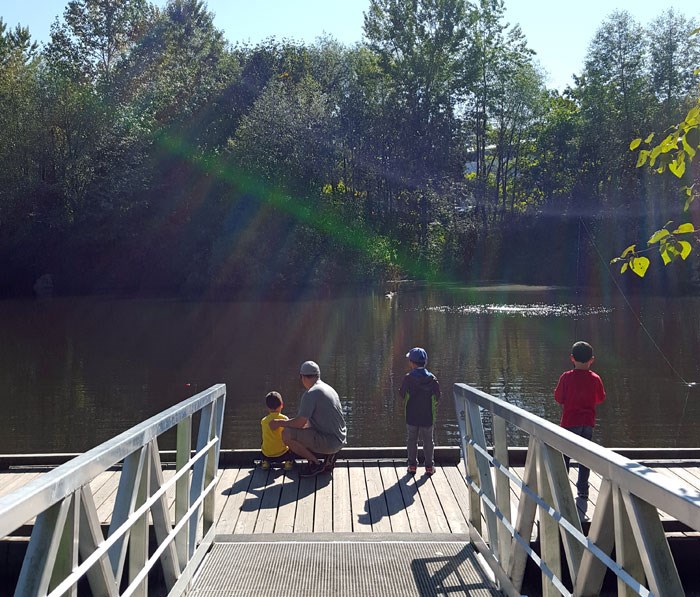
[260,391,294,471]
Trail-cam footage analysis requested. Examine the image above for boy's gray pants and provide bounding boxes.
[406,424,434,468]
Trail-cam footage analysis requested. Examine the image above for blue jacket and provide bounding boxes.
[399,368,440,426]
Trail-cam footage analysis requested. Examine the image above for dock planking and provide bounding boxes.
[2,458,699,539]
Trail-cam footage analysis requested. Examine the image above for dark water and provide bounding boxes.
[2,284,699,454]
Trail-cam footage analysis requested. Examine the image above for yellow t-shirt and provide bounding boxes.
[261,411,289,458]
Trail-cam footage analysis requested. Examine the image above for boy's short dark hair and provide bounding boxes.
[265,391,283,409]
[571,341,594,363]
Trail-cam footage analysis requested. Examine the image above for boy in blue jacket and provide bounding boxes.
[399,347,440,475]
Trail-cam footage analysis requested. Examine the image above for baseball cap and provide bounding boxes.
[406,347,427,364]
[300,360,321,376]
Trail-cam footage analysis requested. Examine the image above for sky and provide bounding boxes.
[0,0,689,91]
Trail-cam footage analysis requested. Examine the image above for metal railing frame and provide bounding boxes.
[0,384,226,597]
[453,383,700,597]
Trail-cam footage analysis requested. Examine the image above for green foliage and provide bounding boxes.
[619,25,700,277]
[4,3,700,295]
[227,74,335,193]
[611,222,697,277]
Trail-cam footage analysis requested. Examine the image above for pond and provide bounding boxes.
[2,284,699,454]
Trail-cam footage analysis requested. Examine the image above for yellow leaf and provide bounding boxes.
[629,138,642,150]
[630,257,649,277]
[661,248,671,265]
[682,135,696,159]
[672,223,695,234]
[635,150,649,168]
[687,106,700,126]
[669,156,686,178]
[680,241,692,260]
[621,262,628,274]
[621,244,637,257]
[644,133,655,144]
[647,229,669,244]
[660,134,678,153]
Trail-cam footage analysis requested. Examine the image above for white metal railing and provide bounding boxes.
[0,384,226,597]
[453,383,700,597]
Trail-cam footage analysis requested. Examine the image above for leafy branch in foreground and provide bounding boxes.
[613,27,700,278]
[630,103,699,210]
[611,221,697,277]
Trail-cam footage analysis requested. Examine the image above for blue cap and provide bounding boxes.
[406,347,427,365]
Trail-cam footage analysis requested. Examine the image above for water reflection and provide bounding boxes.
[0,286,698,453]
[429,303,613,317]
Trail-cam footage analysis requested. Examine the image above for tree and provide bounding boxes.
[612,27,700,278]
[46,0,150,94]
[487,45,542,217]
[118,0,231,135]
[227,75,336,194]
[648,10,700,123]
[464,0,539,224]
[364,0,473,187]
[0,20,42,244]
[573,10,652,206]
[525,91,582,205]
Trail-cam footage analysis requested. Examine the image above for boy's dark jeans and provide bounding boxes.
[406,424,434,468]
[562,425,594,498]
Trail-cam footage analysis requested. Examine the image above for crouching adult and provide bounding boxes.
[269,360,346,476]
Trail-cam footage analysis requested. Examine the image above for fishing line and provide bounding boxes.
[578,218,695,388]
[578,218,697,444]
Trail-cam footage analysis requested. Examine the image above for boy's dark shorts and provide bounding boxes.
[260,449,294,464]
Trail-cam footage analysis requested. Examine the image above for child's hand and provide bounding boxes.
[269,419,282,431]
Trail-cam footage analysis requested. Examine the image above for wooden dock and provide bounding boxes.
[2,455,699,538]
[1,459,471,537]
[3,449,700,595]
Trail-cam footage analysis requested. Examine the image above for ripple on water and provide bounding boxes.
[427,303,613,317]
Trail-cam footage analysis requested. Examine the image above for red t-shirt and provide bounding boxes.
[554,369,606,427]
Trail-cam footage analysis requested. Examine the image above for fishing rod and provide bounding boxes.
[577,218,698,444]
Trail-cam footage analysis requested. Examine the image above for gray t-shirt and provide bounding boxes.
[298,379,347,446]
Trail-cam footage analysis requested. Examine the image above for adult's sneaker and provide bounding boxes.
[323,451,339,472]
[425,466,435,476]
[300,461,325,477]
[407,465,417,475]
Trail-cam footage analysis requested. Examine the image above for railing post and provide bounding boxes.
[108,447,147,582]
[129,449,150,597]
[493,414,512,573]
[619,489,684,596]
[454,391,482,536]
[575,478,615,596]
[175,416,192,569]
[15,497,74,596]
[614,485,645,596]
[541,443,583,584]
[189,402,214,554]
[147,440,181,590]
[508,436,538,592]
[466,399,499,560]
[203,393,225,535]
[535,440,561,597]
[52,492,79,597]
[78,486,119,596]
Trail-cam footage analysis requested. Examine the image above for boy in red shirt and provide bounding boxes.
[554,341,606,507]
